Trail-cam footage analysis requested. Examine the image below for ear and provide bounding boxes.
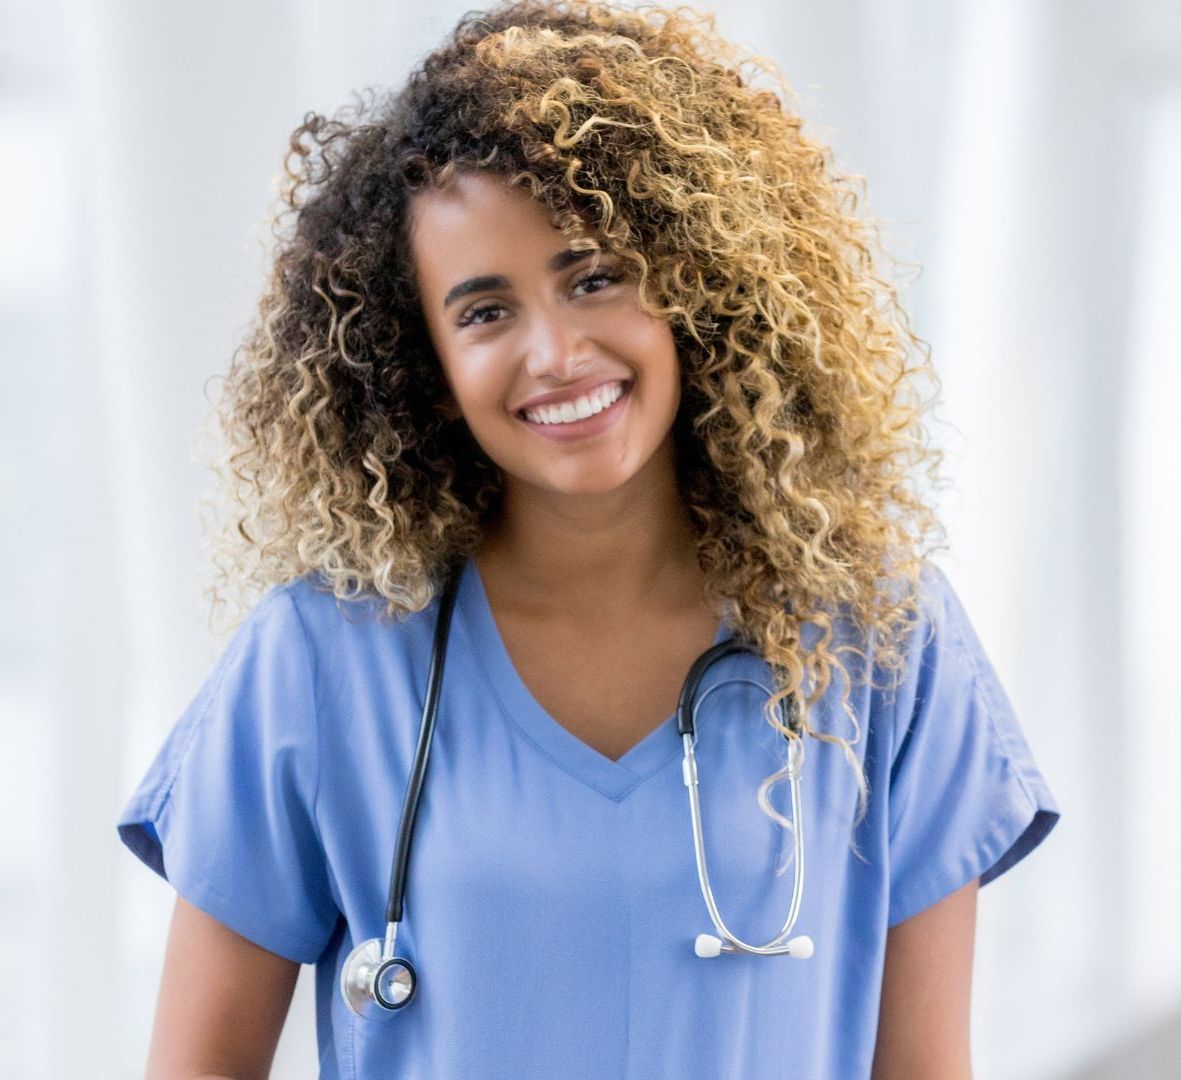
[437,392,463,423]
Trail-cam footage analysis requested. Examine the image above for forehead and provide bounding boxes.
[410,170,555,233]
[408,171,599,285]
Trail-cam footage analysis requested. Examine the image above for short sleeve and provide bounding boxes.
[116,586,340,964]
[884,564,1060,928]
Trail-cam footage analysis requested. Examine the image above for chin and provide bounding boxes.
[504,461,641,499]
[540,474,636,498]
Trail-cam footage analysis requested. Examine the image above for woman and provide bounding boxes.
[117,1,1060,1076]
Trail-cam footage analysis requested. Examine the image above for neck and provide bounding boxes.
[475,436,705,620]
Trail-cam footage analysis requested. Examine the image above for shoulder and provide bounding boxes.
[872,560,1019,778]
[276,572,382,624]
[838,559,976,690]
[267,574,443,706]
[209,575,432,702]
[809,561,981,767]
[902,561,992,695]
[270,573,426,648]
[798,560,959,698]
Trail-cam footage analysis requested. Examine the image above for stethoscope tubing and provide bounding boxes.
[381,563,461,943]
[342,564,812,1018]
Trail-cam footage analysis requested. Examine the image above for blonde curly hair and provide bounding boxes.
[200,0,949,848]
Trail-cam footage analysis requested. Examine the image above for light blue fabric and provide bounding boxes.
[118,556,1060,1079]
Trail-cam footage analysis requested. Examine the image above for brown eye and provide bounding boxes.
[456,302,506,328]
[572,270,622,296]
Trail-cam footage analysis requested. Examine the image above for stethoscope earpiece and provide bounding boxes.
[341,937,417,1018]
[694,932,814,959]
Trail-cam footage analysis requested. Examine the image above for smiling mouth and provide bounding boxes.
[515,380,633,425]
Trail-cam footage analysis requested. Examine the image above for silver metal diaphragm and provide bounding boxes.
[340,937,416,1018]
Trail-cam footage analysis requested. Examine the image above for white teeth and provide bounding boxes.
[523,381,626,425]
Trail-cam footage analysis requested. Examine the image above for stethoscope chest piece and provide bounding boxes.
[341,937,417,1018]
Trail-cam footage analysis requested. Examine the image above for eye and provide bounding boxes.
[572,268,623,296]
[455,268,624,328]
[455,301,506,328]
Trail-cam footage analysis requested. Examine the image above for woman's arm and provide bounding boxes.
[870,876,979,1080]
[144,895,300,1080]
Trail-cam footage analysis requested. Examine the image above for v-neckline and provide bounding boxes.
[455,554,731,801]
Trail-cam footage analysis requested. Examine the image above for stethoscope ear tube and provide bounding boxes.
[680,669,813,960]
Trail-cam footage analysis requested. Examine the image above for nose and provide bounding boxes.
[522,305,592,382]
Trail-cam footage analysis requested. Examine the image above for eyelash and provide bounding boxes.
[456,270,624,328]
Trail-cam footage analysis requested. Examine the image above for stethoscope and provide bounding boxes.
[341,565,814,1018]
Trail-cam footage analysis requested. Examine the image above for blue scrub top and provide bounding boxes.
[118,556,1060,1079]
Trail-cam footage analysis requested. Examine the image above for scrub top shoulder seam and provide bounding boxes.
[150,590,283,821]
[281,580,346,921]
[939,571,1041,817]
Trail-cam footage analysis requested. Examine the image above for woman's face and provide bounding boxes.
[409,169,682,499]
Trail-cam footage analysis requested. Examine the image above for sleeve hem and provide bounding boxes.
[117,755,335,965]
[172,875,326,965]
[117,800,329,965]
[886,777,1059,929]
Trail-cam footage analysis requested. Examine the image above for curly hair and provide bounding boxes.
[200,0,949,848]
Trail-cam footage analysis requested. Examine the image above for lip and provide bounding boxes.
[514,376,630,414]
[516,380,633,443]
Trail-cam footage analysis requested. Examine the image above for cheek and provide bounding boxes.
[436,350,497,413]
[606,304,678,362]
[633,321,681,394]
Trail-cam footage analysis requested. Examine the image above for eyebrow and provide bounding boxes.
[441,247,602,310]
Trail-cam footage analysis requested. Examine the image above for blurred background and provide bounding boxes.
[2,0,1178,1076]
